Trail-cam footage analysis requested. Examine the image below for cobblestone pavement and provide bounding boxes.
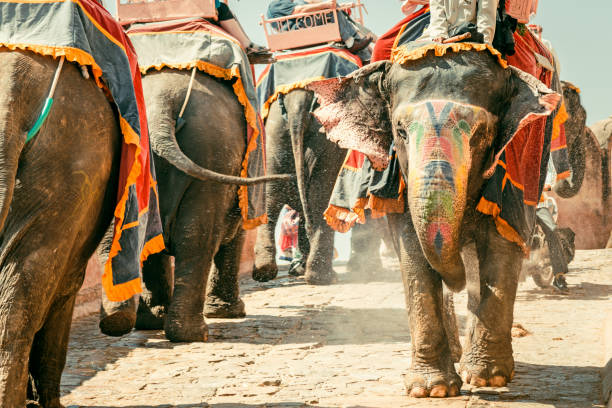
[61,249,612,408]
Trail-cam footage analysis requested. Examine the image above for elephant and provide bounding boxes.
[552,83,611,249]
[99,68,291,343]
[307,48,563,397]
[0,50,121,407]
[590,115,612,247]
[253,89,347,285]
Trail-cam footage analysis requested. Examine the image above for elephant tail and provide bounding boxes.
[149,96,293,185]
[153,129,293,185]
[284,90,315,235]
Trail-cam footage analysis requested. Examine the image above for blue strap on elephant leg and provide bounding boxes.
[27,55,65,143]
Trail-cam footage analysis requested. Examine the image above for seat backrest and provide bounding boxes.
[261,0,366,52]
[505,0,538,24]
[116,0,217,26]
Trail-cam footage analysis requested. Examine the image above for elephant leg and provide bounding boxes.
[347,215,384,277]
[303,217,337,285]
[388,213,461,398]
[29,294,78,408]
[98,227,138,337]
[205,229,246,318]
[459,218,522,387]
[135,252,173,330]
[253,194,284,282]
[164,232,214,343]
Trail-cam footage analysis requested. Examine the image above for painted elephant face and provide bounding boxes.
[395,100,495,276]
[308,50,560,290]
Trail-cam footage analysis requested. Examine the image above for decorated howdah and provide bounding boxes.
[127,18,267,229]
[323,16,570,253]
[257,45,363,122]
[0,0,165,302]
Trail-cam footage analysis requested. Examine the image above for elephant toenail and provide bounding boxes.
[470,376,487,387]
[449,384,461,397]
[489,375,507,387]
[409,386,429,398]
[430,384,448,397]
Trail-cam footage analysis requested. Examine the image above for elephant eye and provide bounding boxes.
[396,127,408,140]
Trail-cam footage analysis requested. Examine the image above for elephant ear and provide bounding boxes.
[487,66,562,177]
[307,61,393,170]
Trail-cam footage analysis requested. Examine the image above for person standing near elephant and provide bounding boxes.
[423,0,498,44]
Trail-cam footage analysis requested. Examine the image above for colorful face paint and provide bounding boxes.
[398,100,495,263]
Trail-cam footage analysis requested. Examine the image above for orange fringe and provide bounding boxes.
[476,197,529,256]
[141,59,268,230]
[259,76,326,121]
[324,179,406,233]
[391,42,508,69]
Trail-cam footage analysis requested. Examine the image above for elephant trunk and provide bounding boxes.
[553,130,586,198]
[148,98,292,186]
[285,90,315,235]
[408,182,467,292]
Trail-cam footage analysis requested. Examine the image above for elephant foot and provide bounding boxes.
[459,349,514,388]
[304,268,337,285]
[252,262,278,282]
[99,308,136,337]
[164,314,209,343]
[135,305,166,330]
[204,297,246,318]
[404,360,462,398]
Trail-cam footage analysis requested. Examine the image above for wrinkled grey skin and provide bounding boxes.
[308,51,561,397]
[100,69,290,342]
[552,81,587,198]
[253,89,346,285]
[0,51,120,408]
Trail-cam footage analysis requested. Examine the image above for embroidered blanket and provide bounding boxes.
[325,35,569,252]
[0,0,164,302]
[257,45,363,121]
[127,18,266,229]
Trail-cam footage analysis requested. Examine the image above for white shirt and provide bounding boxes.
[422,0,499,44]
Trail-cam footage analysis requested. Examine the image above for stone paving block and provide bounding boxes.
[60,250,612,407]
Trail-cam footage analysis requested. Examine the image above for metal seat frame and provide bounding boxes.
[260,0,366,52]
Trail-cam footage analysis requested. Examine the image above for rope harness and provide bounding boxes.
[175,66,198,133]
[26,55,65,143]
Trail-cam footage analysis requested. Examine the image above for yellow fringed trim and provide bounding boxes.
[476,197,529,256]
[551,101,569,145]
[260,76,326,121]
[140,59,267,230]
[555,170,570,181]
[565,82,581,94]
[323,204,363,233]
[391,42,508,69]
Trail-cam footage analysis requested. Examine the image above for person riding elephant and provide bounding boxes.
[307,41,563,397]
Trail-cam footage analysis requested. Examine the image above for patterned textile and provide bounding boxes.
[127,18,266,229]
[0,0,164,302]
[257,45,362,121]
[372,6,430,62]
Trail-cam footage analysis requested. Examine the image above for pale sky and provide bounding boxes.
[106,0,612,126]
